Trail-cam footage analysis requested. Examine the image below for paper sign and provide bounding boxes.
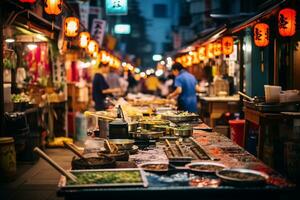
[79,2,90,29]
[91,19,106,46]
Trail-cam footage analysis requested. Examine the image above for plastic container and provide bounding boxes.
[229,120,245,147]
[0,137,16,182]
[264,85,282,103]
[75,112,87,142]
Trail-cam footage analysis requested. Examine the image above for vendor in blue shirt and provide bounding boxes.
[92,64,121,111]
[167,62,200,113]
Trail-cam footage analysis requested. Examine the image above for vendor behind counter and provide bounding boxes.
[167,62,200,113]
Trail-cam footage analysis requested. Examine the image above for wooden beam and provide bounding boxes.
[0,5,4,135]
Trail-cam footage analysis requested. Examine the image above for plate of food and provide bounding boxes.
[216,168,269,186]
[139,162,170,173]
[60,168,148,189]
[186,162,226,173]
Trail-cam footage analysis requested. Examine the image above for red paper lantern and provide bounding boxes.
[206,43,214,58]
[79,32,90,48]
[19,0,36,3]
[222,36,234,56]
[213,40,222,57]
[278,8,296,37]
[87,40,99,55]
[64,17,79,37]
[253,23,269,47]
[44,0,63,15]
[198,47,206,61]
[190,51,200,64]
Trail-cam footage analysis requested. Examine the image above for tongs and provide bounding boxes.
[238,91,261,103]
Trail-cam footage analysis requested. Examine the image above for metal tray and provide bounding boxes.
[161,115,200,123]
[59,168,148,189]
[185,161,227,174]
[139,161,169,173]
[216,168,269,186]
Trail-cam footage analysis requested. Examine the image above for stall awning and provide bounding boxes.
[3,0,61,39]
[230,0,287,34]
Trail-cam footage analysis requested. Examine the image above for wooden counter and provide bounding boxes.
[57,127,295,200]
[198,95,240,127]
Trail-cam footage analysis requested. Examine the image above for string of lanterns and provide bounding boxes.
[174,7,296,67]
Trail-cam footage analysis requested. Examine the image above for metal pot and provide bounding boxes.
[171,127,193,137]
[128,122,139,132]
[98,118,112,138]
[108,139,135,150]
[140,120,169,130]
[71,156,116,170]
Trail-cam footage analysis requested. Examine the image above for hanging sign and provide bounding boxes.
[105,0,128,15]
[79,1,90,29]
[91,19,106,46]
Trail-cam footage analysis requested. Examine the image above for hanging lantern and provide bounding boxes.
[198,47,206,61]
[278,8,296,37]
[79,32,90,48]
[190,51,199,64]
[213,40,222,57]
[206,43,214,58]
[20,0,36,3]
[64,17,79,37]
[222,36,234,56]
[253,23,269,47]
[44,0,63,15]
[92,51,99,58]
[87,40,99,55]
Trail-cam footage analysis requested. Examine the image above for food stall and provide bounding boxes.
[32,99,295,200]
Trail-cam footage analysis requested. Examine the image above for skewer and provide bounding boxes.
[189,137,220,161]
[165,139,176,157]
[175,141,185,156]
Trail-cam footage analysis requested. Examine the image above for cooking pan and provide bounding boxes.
[71,156,116,170]
[108,139,135,150]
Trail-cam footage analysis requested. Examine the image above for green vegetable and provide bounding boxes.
[67,171,142,185]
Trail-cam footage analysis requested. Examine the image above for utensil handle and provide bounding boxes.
[238,91,253,101]
[104,139,113,153]
[175,141,185,156]
[165,139,176,157]
[63,142,84,160]
[33,147,77,182]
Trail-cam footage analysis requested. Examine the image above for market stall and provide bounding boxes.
[29,98,295,199]
[55,127,295,200]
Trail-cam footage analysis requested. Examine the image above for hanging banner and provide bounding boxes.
[79,1,90,29]
[91,19,106,46]
[105,0,128,15]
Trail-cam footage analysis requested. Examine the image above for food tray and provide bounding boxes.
[59,168,148,189]
[186,161,226,174]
